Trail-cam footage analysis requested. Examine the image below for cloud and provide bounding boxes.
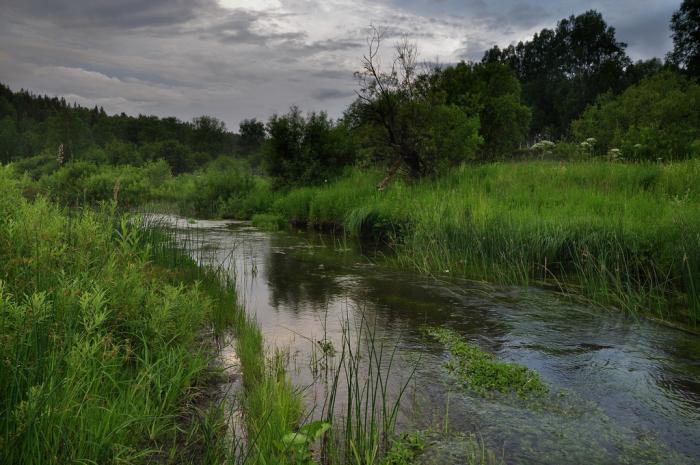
[204,10,307,45]
[312,88,356,100]
[4,0,217,29]
[0,0,677,129]
[613,5,675,60]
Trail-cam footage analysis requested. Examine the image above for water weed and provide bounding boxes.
[425,327,548,398]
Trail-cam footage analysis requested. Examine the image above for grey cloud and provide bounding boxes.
[312,69,354,79]
[312,88,356,100]
[206,10,307,45]
[502,3,548,29]
[4,0,218,29]
[0,0,677,131]
[299,38,362,53]
[455,37,496,62]
[614,7,675,59]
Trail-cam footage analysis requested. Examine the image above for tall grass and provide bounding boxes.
[0,164,431,464]
[0,167,231,464]
[139,213,306,465]
[263,162,700,324]
[319,311,415,465]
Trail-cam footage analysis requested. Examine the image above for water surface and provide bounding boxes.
[168,217,700,464]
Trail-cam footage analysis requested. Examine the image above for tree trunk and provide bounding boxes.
[377,156,403,191]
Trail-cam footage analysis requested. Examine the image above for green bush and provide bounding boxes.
[264,107,356,188]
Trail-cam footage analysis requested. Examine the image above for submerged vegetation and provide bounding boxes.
[425,327,547,398]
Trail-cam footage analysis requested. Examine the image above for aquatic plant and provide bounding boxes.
[425,327,548,398]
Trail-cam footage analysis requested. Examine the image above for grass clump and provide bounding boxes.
[251,213,287,231]
[426,327,547,398]
[381,432,426,465]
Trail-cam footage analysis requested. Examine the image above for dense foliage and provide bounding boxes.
[483,10,632,138]
[0,83,237,173]
[668,0,700,78]
[263,107,356,188]
[572,72,700,159]
[430,62,531,159]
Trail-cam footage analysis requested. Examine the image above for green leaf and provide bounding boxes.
[282,432,310,446]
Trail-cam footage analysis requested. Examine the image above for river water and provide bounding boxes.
[168,217,699,465]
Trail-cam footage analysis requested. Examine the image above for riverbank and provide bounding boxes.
[15,157,697,322]
[0,167,303,464]
[253,161,700,325]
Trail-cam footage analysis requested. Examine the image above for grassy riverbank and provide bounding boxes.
[0,166,305,464]
[0,164,420,465]
[260,161,700,324]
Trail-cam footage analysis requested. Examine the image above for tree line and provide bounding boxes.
[1,2,700,190]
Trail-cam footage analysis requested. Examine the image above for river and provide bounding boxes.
[167,217,699,465]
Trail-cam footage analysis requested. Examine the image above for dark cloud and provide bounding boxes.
[501,2,548,30]
[312,88,356,100]
[312,69,355,79]
[205,10,306,45]
[455,36,497,62]
[4,0,218,29]
[614,6,675,59]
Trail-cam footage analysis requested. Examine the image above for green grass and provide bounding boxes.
[133,215,306,464]
[0,167,228,464]
[0,163,428,464]
[425,327,547,398]
[251,213,287,231]
[0,165,308,464]
[258,162,700,324]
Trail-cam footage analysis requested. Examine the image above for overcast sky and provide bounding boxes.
[0,0,681,131]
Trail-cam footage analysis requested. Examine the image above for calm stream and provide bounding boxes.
[167,217,699,464]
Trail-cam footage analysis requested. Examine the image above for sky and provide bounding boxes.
[0,0,681,131]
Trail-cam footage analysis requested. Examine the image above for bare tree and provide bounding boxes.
[354,25,425,189]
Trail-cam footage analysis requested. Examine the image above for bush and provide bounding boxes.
[264,107,356,188]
